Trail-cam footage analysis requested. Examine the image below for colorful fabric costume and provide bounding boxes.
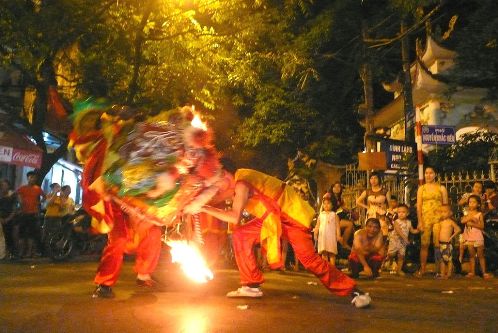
[232,169,356,296]
[70,101,224,286]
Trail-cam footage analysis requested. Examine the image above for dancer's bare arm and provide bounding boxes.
[200,182,249,224]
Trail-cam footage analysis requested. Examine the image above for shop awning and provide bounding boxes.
[0,128,43,169]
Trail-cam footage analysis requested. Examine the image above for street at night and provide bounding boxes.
[1,255,497,333]
[2,1,498,333]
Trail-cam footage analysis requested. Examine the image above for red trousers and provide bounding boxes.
[232,218,356,296]
[348,252,383,278]
[94,205,162,287]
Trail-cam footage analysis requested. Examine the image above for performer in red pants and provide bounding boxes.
[199,168,371,308]
[93,202,163,298]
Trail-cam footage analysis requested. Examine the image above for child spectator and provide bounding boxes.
[385,204,419,276]
[461,195,491,279]
[457,182,484,267]
[314,194,341,266]
[458,181,484,209]
[348,218,384,278]
[386,196,399,233]
[436,204,461,279]
[328,182,354,249]
[483,181,498,216]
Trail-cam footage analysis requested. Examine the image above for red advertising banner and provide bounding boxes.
[0,129,43,169]
[0,145,42,169]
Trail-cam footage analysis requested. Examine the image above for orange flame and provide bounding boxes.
[191,113,208,131]
[167,240,213,283]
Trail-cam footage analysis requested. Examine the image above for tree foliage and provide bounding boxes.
[1,0,496,178]
[426,131,498,173]
[446,0,498,96]
[0,0,110,179]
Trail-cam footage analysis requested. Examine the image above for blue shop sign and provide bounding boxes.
[421,125,456,145]
[378,139,415,171]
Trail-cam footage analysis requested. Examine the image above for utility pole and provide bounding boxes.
[401,20,415,142]
[361,20,375,153]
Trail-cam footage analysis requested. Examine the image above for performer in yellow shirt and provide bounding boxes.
[200,168,371,308]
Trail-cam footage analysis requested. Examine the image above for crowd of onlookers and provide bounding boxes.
[312,168,497,280]
[0,171,75,260]
[2,167,497,282]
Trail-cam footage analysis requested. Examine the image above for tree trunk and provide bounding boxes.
[127,3,154,104]
[31,57,69,184]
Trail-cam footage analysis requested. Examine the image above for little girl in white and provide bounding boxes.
[461,195,491,279]
[314,194,342,266]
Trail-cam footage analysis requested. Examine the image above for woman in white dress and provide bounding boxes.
[314,194,342,266]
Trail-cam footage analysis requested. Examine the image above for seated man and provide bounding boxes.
[348,218,385,279]
[198,168,371,308]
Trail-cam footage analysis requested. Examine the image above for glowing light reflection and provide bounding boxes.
[181,313,207,333]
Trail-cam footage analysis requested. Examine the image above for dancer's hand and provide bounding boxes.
[363,266,373,277]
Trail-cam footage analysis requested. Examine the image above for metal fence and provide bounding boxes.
[342,164,491,224]
[439,171,490,217]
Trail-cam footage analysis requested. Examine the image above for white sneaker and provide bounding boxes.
[226,286,263,298]
[351,291,371,308]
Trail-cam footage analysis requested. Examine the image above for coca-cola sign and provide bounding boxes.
[12,149,42,168]
[0,145,42,168]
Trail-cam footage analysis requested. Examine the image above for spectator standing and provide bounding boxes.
[58,185,75,216]
[457,181,484,265]
[348,218,385,279]
[483,181,498,215]
[458,182,485,210]
[314,194,341,266]
[356,173,391,241]
[385,204,419,276]
[0,180,16,260]
[385,196,399,234]
[416,166,448,277]
[436,204,461,279]
[461,195,491,279]
[43,183,61,242]
[44,184,75,244]
[14,171,45,258]
[328,182,354,249]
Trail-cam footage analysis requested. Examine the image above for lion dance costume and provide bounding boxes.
[69,100,226,287]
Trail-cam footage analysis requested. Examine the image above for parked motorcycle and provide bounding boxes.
[47,209,107,261]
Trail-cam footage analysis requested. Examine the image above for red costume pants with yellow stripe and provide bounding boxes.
[94,204,162,287]
[232,218,356,296]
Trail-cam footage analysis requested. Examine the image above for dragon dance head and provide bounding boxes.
[71,102,225,233]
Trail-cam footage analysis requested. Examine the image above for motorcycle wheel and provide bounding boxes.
[47,231,74,262]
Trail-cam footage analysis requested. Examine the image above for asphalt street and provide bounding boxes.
[0,255,497,333]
